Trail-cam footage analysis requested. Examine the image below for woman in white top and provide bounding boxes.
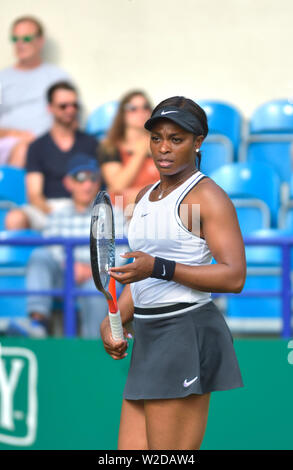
[100,96,246,450]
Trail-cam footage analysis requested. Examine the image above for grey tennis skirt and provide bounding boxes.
[123,300,243,400]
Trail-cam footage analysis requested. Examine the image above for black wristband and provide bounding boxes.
[150,257,176,281]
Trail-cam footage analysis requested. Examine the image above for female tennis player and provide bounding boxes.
[100,96,246,450]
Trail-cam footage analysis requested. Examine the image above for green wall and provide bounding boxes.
[0,338,292,450]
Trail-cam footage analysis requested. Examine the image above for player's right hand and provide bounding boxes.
[100,317,130,360]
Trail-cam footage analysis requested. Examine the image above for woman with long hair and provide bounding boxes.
[97,90,159,210]
[100,96,246,450]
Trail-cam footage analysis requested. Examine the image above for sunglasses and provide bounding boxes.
[124,103,151,112]
[71,171,99,183]
[56,102,80,110]
[11,34,40,43]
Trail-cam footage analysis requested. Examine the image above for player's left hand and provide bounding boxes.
[109,251,154,284]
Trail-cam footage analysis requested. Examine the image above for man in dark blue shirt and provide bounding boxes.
[6,81,98,230]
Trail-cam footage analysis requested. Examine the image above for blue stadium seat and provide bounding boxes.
[0,208,8,231]
[278,172,293,227]
[249,99,293,134]
[0,229,41,266]
[200,135,233,176]
[0,166,27,206]
[226,276,282,334]
[239,100,293,185]
[278,202,293,231]
[233,200,270,235]
[245,228,293,267]
[289,173,293,199]
[243,141,292,184]
[226,227,292,334]
[0,230,42,327]
[197,100,243,157]
[0,276,27,323]
[86,101,118,139]
[210,161,281,227]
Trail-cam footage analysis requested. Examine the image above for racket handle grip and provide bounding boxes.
[109,310,124,341]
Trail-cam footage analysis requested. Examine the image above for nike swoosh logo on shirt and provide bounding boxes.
[161,110,179,115]
[162,265,166,277]
[183,376,198,388]
[141,213,149,217]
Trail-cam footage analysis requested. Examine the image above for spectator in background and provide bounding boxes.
[97,90,160,212]
[5,81,98,231]
[22,154,127,338]
[0,16,72,167]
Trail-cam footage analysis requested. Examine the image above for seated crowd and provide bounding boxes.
[0,15,157,338]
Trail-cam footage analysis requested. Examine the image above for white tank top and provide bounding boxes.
[127,171,213,307]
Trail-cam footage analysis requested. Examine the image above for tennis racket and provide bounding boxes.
[90,191,124,341]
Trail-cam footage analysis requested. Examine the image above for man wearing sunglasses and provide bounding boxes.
[6,81,98,231]
[6,153,128,338]
[0,16,72,167]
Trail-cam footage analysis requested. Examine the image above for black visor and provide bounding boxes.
[144,106,204,135]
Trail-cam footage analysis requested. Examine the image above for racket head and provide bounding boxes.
[90,191,115,301]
